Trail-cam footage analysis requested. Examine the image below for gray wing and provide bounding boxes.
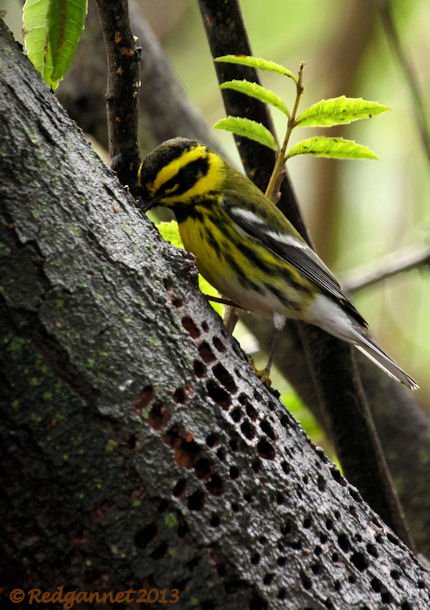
[223,196,367,327]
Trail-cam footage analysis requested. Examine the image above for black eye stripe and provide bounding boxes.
[160,157,210,197]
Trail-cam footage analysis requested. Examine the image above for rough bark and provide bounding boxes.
[53,0,430,555]
[1,19,430,610]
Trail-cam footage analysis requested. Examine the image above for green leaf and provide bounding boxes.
[296,96,390,127]
[215,55,296,81]
[157,221,183,248]
[220,80,289,116]
[286,136,378,160]
[23,0,88,90]
[156,222,223,316]
[213,117,278,151]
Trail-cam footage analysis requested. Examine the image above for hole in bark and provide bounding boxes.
[241,420,256,440]
[260,419,276,440]
[181,316,200,338]
[337,533,351,553]
[277,556,286,566]
[135,524,157,548]
[151,542,167,559]
[134,385,154,413]
[198,341,216,363]
[229,465,239,479]
[390,569,400,580]
[173,437,201,469]
[323,599,334,609]
[331,553,339,562]
[417,580,425,589]
[187,490,205,511]
[330,467,347,486]
[206,433,219,448]
[317,475,326,491]
[351,551,369,571]
[349,487,362,502]
[366,543,378,558]
[276,493,285,505]
[216,446,226,461]
[301,575,312,590]
[246,403,258,421]
[231,502,239,512]
[193,359,206,378]
[257,438,275,460]
[314,545,322,556]
[210,513,220,527]
[206,379,231,408]
[281,461,290,474]
[171,296,183,308]
[371,577,381,592]
[173,387,186,403]
[325,519,333,530]
[212,336,226,352]
[311,563,321,575]
[229,437,238,452]
[319,533,328,544]
[263,573,273,585]
[348,574,356,584]
[303,474,309,485]
[148,402,171,430]
[172,478,186,498]
[194,458,212,479]
[206,473,224,496]
[279,413,290,428]
[277,588,286,600]
[250,552,260,565]
[291,540,302,550]
[401,603,413,610]
[386,532,399,545]
[303,517,312,529]
[252,459,262,473]
[334,581,341,592]
[381,592,392,604]
[231,407,243,422]
[375,533,383,544]
[213,362,237,393]
[244,491,254,503]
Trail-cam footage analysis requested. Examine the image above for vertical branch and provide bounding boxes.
[95,0,141,187]
[198,0,310,243]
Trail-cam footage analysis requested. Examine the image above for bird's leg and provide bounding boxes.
[260,313,286,381]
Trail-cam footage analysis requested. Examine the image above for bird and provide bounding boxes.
[136,137,418,390]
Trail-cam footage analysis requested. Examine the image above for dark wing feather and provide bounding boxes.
[224,196,367,327]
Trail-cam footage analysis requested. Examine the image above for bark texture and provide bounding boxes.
[1,19,430,610]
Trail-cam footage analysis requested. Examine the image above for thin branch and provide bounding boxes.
[95,0,141,187]
[343,243,430,294]
[379,0,430,161]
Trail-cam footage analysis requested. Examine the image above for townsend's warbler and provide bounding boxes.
[137,137,418,390]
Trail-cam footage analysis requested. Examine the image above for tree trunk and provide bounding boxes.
[1,19,429,610]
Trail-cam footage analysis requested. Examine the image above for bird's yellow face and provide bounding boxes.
[137,138,225,218]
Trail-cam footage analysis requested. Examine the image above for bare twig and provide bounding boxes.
[343,243,430,294]
[95,0,141,187]
[379,0,430,161]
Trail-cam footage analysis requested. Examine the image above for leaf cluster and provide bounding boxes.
[214,55,389,162]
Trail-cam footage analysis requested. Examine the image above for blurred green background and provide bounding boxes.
[2,0,429,446]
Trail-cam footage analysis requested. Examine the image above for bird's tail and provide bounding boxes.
[354,333,419,390]
[307,295,419,390]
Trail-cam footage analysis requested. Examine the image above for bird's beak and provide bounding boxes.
[139,197,159,213]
